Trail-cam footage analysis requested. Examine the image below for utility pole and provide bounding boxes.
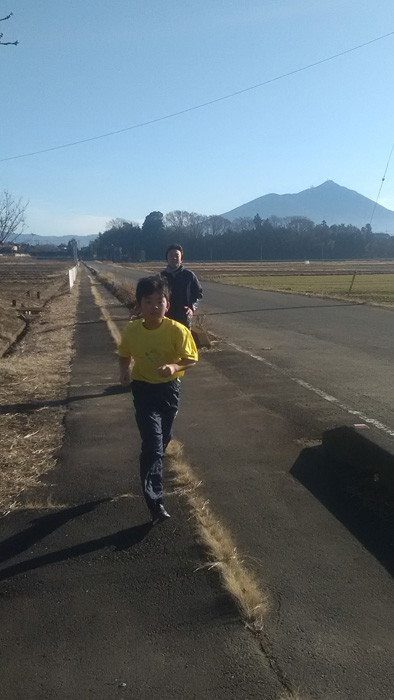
[72,239,78,263]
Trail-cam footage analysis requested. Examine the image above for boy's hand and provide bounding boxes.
[157,364,177,378]
[119,371,131,386]
[184,306,193,319]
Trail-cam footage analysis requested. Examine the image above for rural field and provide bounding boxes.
[0,257,78,514]
[128,259,394,306]
[0,257,73,356]
[1,256,394,514]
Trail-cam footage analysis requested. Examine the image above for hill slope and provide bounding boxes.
[16,233,98,246]
[222,181,394,233]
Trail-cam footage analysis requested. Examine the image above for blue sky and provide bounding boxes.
[2,0,394,237]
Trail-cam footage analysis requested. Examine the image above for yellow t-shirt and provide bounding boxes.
[118,316,198,383]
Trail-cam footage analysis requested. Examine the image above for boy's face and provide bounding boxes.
[167,248,182,269]
[138,292,169,327]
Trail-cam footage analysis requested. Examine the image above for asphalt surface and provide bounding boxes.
[87,261,394,699]
[2,265,394,699]
[0,269,283,700]
[95,261,394,434]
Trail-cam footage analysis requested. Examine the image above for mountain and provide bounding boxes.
[16,233,98,246]
[222,181,394,233]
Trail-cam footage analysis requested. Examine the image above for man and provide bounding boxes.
[161,244,203,329]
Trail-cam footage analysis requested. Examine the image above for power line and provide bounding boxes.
[2,29,394,163]
[369,142,394,227]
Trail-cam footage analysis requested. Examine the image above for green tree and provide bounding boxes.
[142,211,164,237]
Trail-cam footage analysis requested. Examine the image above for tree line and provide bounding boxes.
[82,210,394,261]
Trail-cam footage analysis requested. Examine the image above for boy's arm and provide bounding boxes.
[157,358,196,378]
[119,356,131,385]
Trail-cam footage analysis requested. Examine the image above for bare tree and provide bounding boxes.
[231,216,254,232]
[106,218,131,230]
[165,210,207,237]
[206,215,230,236]
[0,12,18,46]
[0,190,28,243]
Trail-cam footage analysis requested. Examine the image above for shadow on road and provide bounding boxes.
[0,499,111,565]
[0,507,152,583]
[291,445,394,578]
[0,384,130,416]
[204,302,358,317]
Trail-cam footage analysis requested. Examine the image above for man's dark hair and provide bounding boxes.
[136,275,169,304]
[165,243,183,260]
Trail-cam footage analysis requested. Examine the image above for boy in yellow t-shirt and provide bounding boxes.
[119,275,198,525]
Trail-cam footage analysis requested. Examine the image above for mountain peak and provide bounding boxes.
[222,181,394,233]
[316,180,339,189]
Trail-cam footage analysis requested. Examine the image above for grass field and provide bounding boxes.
[208,273,394,306]
[121,259,394,307]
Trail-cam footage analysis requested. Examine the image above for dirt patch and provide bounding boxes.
[0,273,79,515]
[0,257,72,356]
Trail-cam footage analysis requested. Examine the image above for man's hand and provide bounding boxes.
[184,306,193,319]
[157,364,177,378]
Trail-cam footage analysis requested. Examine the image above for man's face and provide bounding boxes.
[167,248,182,269]
[138,292,169,326]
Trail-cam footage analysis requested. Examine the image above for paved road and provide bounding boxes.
[6,264,389,699]
[87,262,394,699]
[0,271,283,700]
[93,261,394,438]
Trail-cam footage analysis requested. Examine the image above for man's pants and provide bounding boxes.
[131,379,180,512]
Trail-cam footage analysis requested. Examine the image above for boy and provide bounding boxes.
[118,275,198,525]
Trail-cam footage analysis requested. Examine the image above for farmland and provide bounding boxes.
[0,258,72,356]
[0,257,79,513]
[121,259,394,307]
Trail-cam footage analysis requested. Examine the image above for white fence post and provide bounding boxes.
[68,263,79,290]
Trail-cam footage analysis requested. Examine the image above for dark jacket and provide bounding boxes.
[162,265,203,328]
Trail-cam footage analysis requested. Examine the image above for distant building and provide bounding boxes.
[0,243,19,255]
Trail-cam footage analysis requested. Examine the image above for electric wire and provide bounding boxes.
[369,141,394,226]
[1,29,394,163]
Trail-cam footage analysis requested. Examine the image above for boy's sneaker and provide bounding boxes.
[151,504,171,526]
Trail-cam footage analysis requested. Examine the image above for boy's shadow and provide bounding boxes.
[0,499,152,583]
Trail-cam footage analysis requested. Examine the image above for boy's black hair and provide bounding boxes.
[165,243,183,260]
[136,275,170,304]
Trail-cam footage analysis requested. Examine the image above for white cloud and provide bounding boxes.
[27,208,110,238]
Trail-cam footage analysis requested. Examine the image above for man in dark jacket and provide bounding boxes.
[161,244,203,329]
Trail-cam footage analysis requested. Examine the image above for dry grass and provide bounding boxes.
[166,440,308,700]
[91,269,136,309]
[0,279,79,515]
[11,496,70,511]
[165,439,269,629]
[192,311,209,334]
[90,279,122,346]
[0,258,72,356]
[210,271,394,302]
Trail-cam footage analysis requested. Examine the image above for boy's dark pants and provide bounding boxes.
[131,379,180,512]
